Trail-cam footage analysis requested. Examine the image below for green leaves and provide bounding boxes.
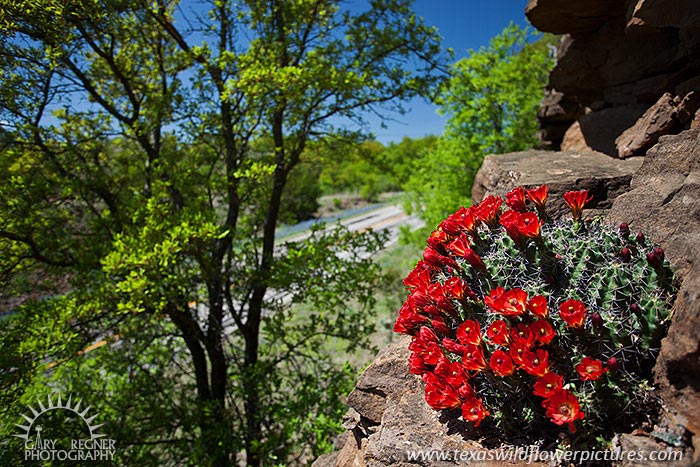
[405,24,556,236]
[0,0,445,463]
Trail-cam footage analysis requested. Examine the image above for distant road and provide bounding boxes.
[282,203,424,248]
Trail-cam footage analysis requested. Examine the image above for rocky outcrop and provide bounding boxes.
[313,336,548,467]
[525,0,626,35]
[470,149,643,218]
[315,130,699,467]
[527,0,700,154]
[615,92,700,158]
[607,126,700,464]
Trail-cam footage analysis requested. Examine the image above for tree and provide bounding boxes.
[316,136,437,202]
[405,24,555,235]
[0,1,444,465]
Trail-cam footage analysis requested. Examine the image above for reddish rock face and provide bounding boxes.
[608,127,700,464]
[525,0,627,34]
[615,93,678,158]
[533,0,700,152]
[626,0,700,37]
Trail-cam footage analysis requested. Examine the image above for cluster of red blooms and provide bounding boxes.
[394,185,611,432]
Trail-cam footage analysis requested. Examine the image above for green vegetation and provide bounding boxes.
[0,1,445,466]
[405,24,556,238]
[316,136,437,202]
[0,5,557,466]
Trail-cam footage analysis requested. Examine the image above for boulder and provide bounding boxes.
[525,0,627,34]
[626,0,700,37]
[560,121,590,152]
[471,149,643,219]
[612,433,693,466]
[613,92,700,158]
[318,336,547,467]
[345,335,417,426]
[675,91,700,124]
[615,93,679,158]
[607,126,700,463]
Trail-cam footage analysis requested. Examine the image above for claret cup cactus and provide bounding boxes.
[394,185,676,442]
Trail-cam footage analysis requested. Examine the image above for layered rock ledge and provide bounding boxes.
[471,149,643,219]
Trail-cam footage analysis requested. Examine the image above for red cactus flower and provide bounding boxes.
[527,295,548,318]
[474,195,503,226]
[505,187,527,213]
[533,372,563,398]
[461,397,490,427]
[463,248,487,272]
[457,319,482,345]
[563,190,593,221]
[511,323,535,347]
[408,353,430,375]
[499,210,523,244]
[408,283,431,308]
[403,261,431,289]
[526,185,548,211]
[530,319,556,345]
[422,304,442,317]
[427,282,455,315]
[522,349,550,377]
[426,229,453,250]
[517,212,542,239]
[439,206,478,236]
[458,383,476,400]
[442,337,468,356]
[486,319,510,346]
[509,338,531,367]
[426,281,445,303]
[489,349,515,377]
[486,288,528,317]
[418,326,439,343]
[462,344,487,371]
[434,358,470,388]
[423,245,459,270]
[559,299,587,328]
[484,287,505,307]
[575,356,608,381]
[424,373,462,410]
[409,337,444,366]
[431,317,451,335]
[542,389,585,432]
[443,276,469,301]
[393,301,430,334]
[445,234,470,256]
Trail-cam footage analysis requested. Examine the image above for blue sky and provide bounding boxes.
[367,0,531,144]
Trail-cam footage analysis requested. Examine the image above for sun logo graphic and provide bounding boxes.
[14,393,116,462]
